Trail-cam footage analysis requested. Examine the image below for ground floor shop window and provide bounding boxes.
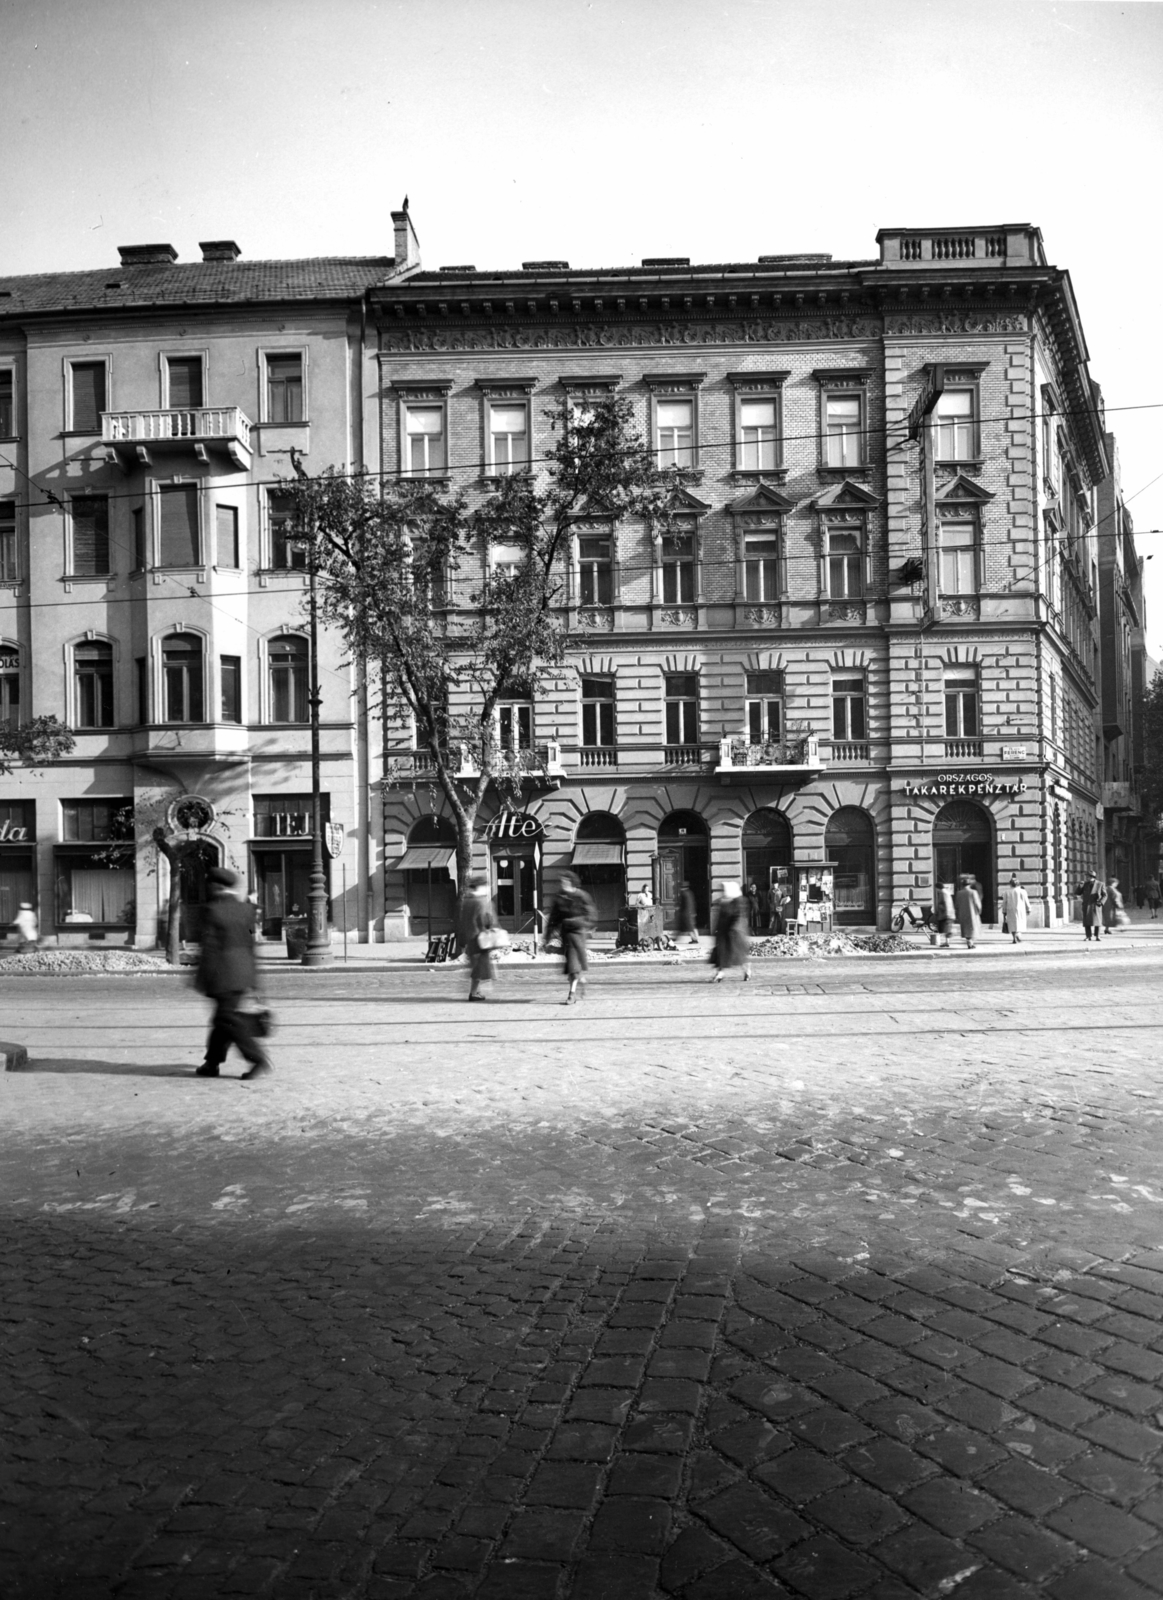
[571,812,625,932]
[55,850,135,931]
[742,807,791,927]
[0,848,35,930]
[655,810,710,930]
[397,815,457,937]
[252,846,328,940]
[825,806,875,924]
[932,800,994,923]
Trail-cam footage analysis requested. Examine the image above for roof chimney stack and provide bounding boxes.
[199,240,241,262]
[117,243,178,266]
[391,199,421,272]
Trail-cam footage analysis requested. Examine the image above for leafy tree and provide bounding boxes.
[0,715,75,776]
[278,397,673,919]
[1137,668,1163,872]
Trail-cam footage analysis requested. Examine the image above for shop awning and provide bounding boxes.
[572,842,624,866]
[395,846,455,871]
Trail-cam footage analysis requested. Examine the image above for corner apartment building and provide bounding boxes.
[0,211,420,947]
[374,224,1109,934]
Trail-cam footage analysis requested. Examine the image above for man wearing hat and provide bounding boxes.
[194,867,270,1079]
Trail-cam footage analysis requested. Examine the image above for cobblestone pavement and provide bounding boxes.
[6,947,1163,1599]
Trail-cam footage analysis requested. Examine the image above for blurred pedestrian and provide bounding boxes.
[1000,874,1030,944]
[194,868,270,1080]
[459,875,498,1002]
[710,881,751,983]
[1147,877,1161,920]
[745,879,761,931]
[545,870,597,1004]
[933,881,956,948]
[1102,877,1126,934]
[13,902,39,952]
[766,880,782,933]
[1076,871,1105,942]
[676,879,699,946]
[1134,882,1146,911]
[954,874,981,949]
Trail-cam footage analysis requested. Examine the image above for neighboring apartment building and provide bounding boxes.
[373,224,1108,934]
[0,210,419,947]
[1096,434,1149,888]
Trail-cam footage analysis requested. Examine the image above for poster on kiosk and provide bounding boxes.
[794,863,835,933]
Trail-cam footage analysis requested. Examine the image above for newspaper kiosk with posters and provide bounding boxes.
[794,863,834,935]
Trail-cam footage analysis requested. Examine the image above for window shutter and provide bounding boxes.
[72,499,109,575]
[216,505,239,568]
[159,485,199,566]
[71,364,106,432]
[167,358,203,409]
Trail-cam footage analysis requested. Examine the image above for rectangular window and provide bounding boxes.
[216,505,239,569]
[0,648,19,728]
[70,362,106,432]
[944,671,979,738]
[832,676,866,741]
[166,356,203,410]
[266,353,303,423]
[0,370,13,437]
[739,399,778,471]
[269,492,305,569]
[824,393,862,468]
[71,497,110,576]
[162,635,204,723]
[656,398,694,469]
[661,533,695,604]
[136,656,148,723]
[744,531,780,602]
[934,389,977,460]
[404,404,446,475]
[221,656,242,724]
[578,535,613,605]
[664,673,699,745]
[580,677,615,747]
[827,527,863,598]
[132,507,146,570]
[74,641,114,729]
[497,701,533,752]
[61,799,132,843]
[0,503,15,582]
[488,403,529,474]
[746,671,783,744]
[939,521,976,594]
[158,484,199,566]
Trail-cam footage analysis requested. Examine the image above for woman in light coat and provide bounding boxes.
[710,882,751,983]
[933,882,956,948]
[1000,874,1030,944]
[1102,877,1125,934]
[953,875,982,949]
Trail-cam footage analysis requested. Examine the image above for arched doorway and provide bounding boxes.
[742,808,792,929]
[656,810,710,930]
[825,807,876,925]
[932,801,995,923]
[400,815,458,938]
[573,812,626,932]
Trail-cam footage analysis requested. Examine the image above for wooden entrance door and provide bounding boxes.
[494,848,537,933]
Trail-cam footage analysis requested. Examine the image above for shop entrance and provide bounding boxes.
[253,847,320,940]
[655,810,710,930]
[572,812,625,932]
[742,808,792,929]
[494,847,538,934]
[932,800,995,923]
[399,815,457,937]
[826,806,876,925]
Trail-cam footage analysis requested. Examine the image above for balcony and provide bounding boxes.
[102,406,253,470]
[944,738,984,760]
[387,741,564,784]
[878,226,1046,270]
[1102,782,1140,813]
[828,741,870,763]
[575,747,619,770]
[664,744,715,769]
[715,735,822,779]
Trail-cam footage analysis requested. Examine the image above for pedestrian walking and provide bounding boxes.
[933,882,956,948]
[676,879,699,946]
[1102,876,1127,934]
[1134,882,1147,911]
[766,880,782,934]
[194,868,271,1080]
[1076,871,1105,941]
[459,875,498,1002]
[545,870,597,1004]
[1147,877,1161,920]
[954,874,982,949]
[710,881,751,983]
[744,879,761,931]
[1000,874,1030,944]
[13,901,39,952]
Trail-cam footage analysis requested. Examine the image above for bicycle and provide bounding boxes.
[890,902,935,933]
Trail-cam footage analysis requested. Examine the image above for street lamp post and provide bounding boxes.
[303,543,332,968]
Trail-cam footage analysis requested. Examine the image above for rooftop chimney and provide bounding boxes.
[391,199,421,272]
[117,243,178,266]
[199,240,242,262]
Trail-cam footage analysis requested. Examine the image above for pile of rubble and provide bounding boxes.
[0,949,174,976]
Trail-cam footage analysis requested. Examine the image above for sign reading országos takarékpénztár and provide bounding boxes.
[902,773,1028,798]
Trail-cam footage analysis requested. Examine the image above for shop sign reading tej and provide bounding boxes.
[479,810,544,841]
[903,773,1028,798]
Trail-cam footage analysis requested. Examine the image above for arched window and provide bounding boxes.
[74,640,114,729]
[0,646,18,729]
[161,633,204,723]
[825,806,875,925]
[269,635,308,724]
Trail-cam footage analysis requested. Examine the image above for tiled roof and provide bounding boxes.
[0,256,400,317]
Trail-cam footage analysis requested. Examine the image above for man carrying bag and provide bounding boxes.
[194,868,272,1080]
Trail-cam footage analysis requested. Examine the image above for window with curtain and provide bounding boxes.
[656,398,694,469]
[746,671,784,743]
[269,636,308,723]
[162,633,204,723]
[665,674,699,745]
[744,530,780,601]
[75,640,114,728]
[824,393,863,467]
[944,670,980,737]
[488,403,529,474]
[827,525,863,597]
[832,676,866,741]
[739,398,778,471]
[404,404,445,475]
[266,353,304,422]
[939,519,977,593]
[661,533,695,603]
[578,535,613,605]
[934,388,977,460]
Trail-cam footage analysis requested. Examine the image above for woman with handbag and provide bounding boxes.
[544,871,597,1004]
[1102,877,1128,934]
[459,875,499,1001]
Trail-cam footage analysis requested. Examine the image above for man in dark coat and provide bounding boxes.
[1076,872,1105,942]
[545,871,597,1004]
[676,880,699,945]
[195,868,270,1079]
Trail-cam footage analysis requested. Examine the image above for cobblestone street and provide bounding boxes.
[6,946,1163,1599]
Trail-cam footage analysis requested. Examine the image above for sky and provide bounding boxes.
[5,0,1163,648]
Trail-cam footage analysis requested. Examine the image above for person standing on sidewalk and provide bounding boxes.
[195,868,270,1080]
[13,902,39,952]
[954,874,981,949]
[676,880,699,946]
[459,876,498,1002]
[545,871,596,1004]
[1147,876,1162,920]
[1102,876,1126,935]
[710,881,751,983]
[1076,871,1105,941]
[1000,874,1030,944]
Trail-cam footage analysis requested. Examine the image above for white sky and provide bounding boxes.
[5,0,1163,648]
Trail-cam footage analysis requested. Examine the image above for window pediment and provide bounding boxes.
[813,479,882,509]
[663,484,711,514]
[935,474,994,504]
[727,484,795,516]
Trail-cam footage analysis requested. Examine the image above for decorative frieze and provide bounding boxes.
[576,607,614,631]
[659,608,697,628]
[382,317,884,354]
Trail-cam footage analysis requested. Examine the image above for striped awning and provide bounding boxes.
[572,842,624,866]
[395,846,455,871]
